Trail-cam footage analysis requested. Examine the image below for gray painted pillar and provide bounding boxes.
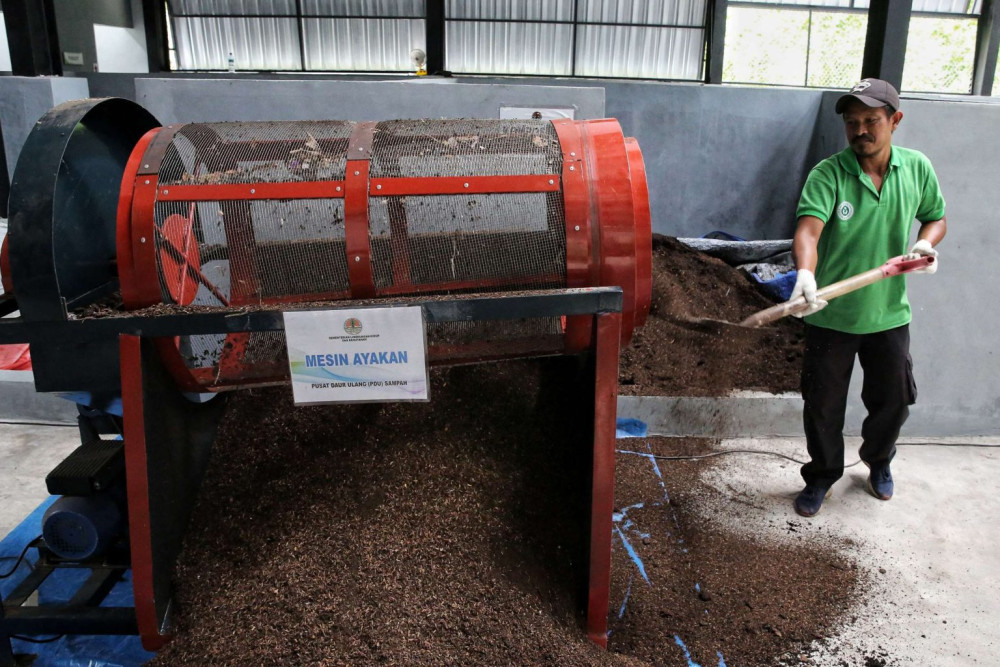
[142,0,170,73]
[2,0,61,76]
[973,0,999,96]
[862,0,912,89]
[706,0,727,84]
[426,0,445,75]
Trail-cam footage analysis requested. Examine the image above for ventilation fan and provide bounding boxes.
[410,48,427,75]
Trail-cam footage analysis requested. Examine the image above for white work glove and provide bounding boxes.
[905,239,939,274]
[790,269,828,317]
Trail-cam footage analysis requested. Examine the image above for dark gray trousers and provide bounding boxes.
[800,323,916,488]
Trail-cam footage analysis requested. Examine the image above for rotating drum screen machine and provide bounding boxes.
[0,98,651,658]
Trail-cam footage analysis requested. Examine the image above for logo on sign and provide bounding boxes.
[837,201,855,221]
[344,317,363,335]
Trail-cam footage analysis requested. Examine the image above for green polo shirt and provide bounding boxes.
[796,145,945,334]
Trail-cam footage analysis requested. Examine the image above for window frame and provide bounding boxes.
[158,0,1000,96]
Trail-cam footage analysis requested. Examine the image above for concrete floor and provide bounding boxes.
[2,421,998,665]
[0,423,81,538]
[698,436,1000,666]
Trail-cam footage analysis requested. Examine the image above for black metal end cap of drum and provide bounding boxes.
[8,97,160,321]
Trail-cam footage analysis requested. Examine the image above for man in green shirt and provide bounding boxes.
[791,78,947,518]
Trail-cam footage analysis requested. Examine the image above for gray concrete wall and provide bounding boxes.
[134,77,606,124]
[0,76,89,178]
[601,81,822,240]
[53,0,133,74]
[870,97,998,435]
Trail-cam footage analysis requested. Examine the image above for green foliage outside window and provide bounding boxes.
[902,16,978,94]
[724,6,986,95]
[806,12,867,88]
[723,7,808,86]
[723,7,866,88]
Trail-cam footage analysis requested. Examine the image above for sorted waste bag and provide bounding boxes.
[679,233,796,301]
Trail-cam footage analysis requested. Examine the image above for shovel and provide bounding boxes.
[739,254,935,328]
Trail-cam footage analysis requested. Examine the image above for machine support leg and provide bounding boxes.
[119,334,163,650]
[586,311,621,647]
[119,334,227,651]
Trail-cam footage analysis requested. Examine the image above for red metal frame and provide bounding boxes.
[587,120,638,346]
[215,332,251,383]
[109,117,644,653]
[345,159,375,299]
[0,236,12,295]
[120,302,620,652]
[117,128,161,309]
[157,212,201,306]
[129,177,163,308]
[625,138,653,328]
[552,119,595,353]
[369,174,559,196]
[120,335,168,651]
[587,310,621,646]
[345,122,377,299]
[156,180,345,202]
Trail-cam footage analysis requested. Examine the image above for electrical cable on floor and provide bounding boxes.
[617,448,855,467]
[0,536,40,579]
[896,441,1000,448]
[0,419,76,428]
[618,440,997,468]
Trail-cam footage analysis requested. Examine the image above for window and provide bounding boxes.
[723,2,868,88]
[445,1,575,76]
[162,0,996,92]
[445,0,708,80]
[167,0,426,72]
[901,1,982,94]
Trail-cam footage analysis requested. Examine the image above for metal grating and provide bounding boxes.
[369,119,566,293]
[426,318,566,362]
[152,198,350,305]
[149,118,574,384]
[159,121,355,185]
[370,119,562,178]
[368,192,566,290]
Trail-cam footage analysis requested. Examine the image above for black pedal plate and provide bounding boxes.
[46,439,125,496]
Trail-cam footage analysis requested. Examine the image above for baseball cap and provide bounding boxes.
[835,78,900,114]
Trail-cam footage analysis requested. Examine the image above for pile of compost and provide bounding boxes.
[619,235,804,397]
[150,362,857,666]
[147,239,850,666]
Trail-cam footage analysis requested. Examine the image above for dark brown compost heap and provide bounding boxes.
[147,237,854,666]
[150,360,637,666]
[607,438,861,666]
[150,362,859,666]
[619,235,804,396]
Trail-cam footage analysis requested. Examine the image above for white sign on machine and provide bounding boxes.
[283,306,429,404]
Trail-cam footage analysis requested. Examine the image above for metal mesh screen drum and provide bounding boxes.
[118,117,651,391]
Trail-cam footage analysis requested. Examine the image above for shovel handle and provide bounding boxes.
[739,255,935,328]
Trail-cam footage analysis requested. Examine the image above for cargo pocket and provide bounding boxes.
[905,353,917,405]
